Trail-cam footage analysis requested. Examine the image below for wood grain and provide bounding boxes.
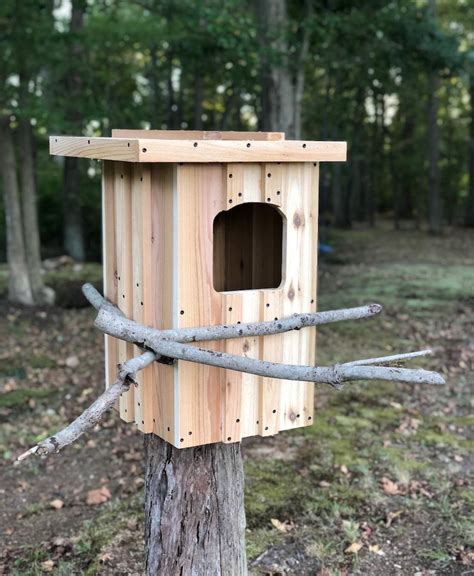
[149,164,176,443]
[112,129,284,141]
[102,159,320,448]
[50,136,346,163]
[175,164,226,447]
[102,161,118,402]
[114,162,135,422]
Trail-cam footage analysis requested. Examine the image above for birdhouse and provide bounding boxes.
[50,130,346,448]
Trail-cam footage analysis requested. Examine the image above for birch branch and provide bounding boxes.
[342,349,434,367]
[83,283,382,343]
[146,338,445,389]
[18,285,445,461]
[17,351,156,460]
[83,285,445,389]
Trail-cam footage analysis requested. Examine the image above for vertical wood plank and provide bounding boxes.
[176,164,226,447]
[149,164,177,443]
[277,164,317,431]
[114,162,135,422]
[131,164,155,432]
[102,161,118,401]
[222,165,264,443]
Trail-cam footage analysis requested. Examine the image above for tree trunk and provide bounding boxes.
[149,45,161,128]
[63,0,86,261]
[18,115,54,304]
[332,162,345,227]
[427,0,442,234]
[257,0,308,139]
[63,157,86,261]
[144,434,247,576]
[193,74,204,130]
[0,117,33,305]
[465,65,474,227]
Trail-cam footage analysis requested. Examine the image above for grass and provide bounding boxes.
[243,225,473,574]
[9,494,144,576]
[1,224,472,575]
[0,387,58,409]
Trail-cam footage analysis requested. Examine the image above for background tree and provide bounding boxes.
[0,0,54,304]
[0,0,469,282]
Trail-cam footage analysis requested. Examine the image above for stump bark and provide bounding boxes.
[144,434,247,576]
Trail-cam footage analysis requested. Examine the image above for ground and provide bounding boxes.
[0,223,472,575]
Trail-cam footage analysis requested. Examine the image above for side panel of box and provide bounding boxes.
[148,165,177,444]
[266,163,317,433]
[102,161,118,402]
[175,164,227,447]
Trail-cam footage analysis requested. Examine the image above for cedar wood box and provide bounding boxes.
[50,130,347,448]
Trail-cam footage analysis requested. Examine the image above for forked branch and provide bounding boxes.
[17,351,156,460]
[17,284,444,460]
[82,284,443,388]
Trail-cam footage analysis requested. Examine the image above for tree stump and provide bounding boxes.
[144,434,247,575]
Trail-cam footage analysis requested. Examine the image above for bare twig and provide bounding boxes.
[83,285,445,389]
[342,349,433,367]
[18,285,445,461]
[82,283,383,344]
[147,339,445,389]
[17,351,156,461]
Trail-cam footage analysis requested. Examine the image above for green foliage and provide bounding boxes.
[0,0,472,259]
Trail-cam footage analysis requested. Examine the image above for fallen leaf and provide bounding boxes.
[319,480,331,487]
[453,454,463,462]
[381,477,401,495]
[396,416,421,435]
[385,509,403,527]
[270,518,295,533]
[49,499,64,510]
[340,464,349,475]
[368,544,384,555]
[41,560,54,572]
[360,522,373,540]
[345,541,363,554]
[86,486,111,506]
[65,355,79,368]
[4,527,14,535]
[52,537,69,547]
[16,480,29,492]
[459,547,474,566]
[98,552,113,563]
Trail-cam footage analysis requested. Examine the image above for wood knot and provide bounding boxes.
[289,412,297,422]
[242,341,250,353]
[293,212,304,228]
[287,283,295,301]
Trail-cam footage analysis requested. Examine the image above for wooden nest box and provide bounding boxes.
[50,130,347,448]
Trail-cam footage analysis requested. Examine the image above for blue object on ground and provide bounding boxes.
[319,243,334,254]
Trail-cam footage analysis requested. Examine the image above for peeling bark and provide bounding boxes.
[145,434,247,576]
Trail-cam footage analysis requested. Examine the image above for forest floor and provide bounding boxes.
[0,222,473,576]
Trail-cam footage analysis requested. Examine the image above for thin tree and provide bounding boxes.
[257,0,311,139]
[0,116,33,305]
[62,0,87,261]
[427,0,442,234]
[466,58,474,227]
